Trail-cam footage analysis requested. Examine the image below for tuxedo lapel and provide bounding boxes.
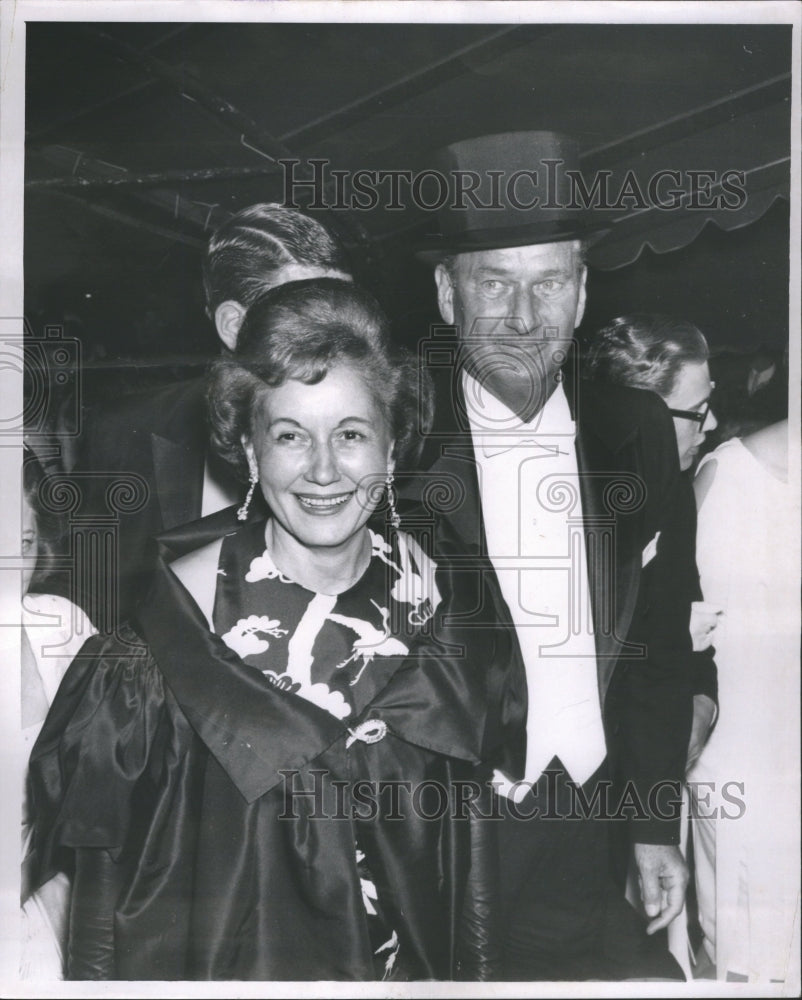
[150,382,206,530]
[416,446,486,551]
[151,432,204,530]
[410,366,648,710]
[400,367,488,551]
[574,385,646,707]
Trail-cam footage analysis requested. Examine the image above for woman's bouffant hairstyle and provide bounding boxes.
[23,446,61,586]
[583,314,710,400]
[207,278,433,479]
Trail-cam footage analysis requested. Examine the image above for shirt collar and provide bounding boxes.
[463,373,576,458]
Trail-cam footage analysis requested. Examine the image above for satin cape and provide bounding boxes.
[27,512,525,981]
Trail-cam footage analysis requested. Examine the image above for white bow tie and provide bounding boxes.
[478,434,572,459]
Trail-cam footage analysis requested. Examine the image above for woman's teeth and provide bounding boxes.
[298,494,351,509]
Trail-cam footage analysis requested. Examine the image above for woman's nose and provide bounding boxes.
[702,407,718,433]
[305,441,339,485]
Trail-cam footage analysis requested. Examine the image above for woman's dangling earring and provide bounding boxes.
[237,464,258,522]
[386,469,401,529]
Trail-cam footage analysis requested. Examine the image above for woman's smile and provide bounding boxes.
[295,490,354,513]
[244,365,395,556]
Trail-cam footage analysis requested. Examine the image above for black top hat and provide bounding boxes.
[415,130,608,262]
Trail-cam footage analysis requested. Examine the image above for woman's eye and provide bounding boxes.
[275,431,308,446]
[340,429,365,442]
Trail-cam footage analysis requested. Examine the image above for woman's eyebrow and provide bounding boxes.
[266,416,303,429]
[688,391,713,409]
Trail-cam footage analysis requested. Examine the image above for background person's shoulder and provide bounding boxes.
[577,376,674,440]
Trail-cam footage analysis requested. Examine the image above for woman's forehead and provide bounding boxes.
[255,365,386,420]
[669,360,712,406]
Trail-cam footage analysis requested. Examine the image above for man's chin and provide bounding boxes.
[478,373,559,422]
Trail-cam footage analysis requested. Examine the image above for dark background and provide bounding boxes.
[23,22,792,413]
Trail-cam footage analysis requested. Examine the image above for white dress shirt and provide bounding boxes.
[465,373,606,787]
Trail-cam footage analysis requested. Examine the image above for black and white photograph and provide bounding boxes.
[1,1,799,994]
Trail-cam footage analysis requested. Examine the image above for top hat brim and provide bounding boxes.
[414,218,610,264]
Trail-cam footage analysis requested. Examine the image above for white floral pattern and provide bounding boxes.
[219,525,439,721]
[390,530,442,626]
[375,929,400,978]
[221,615,289,658]
[329,599,409,684]
[261,670,352,720]
[213,522,423,976]
[369,529,402,573]
[244,549,293,584]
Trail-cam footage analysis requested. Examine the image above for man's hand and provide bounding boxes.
[633,843,688,934]
[690,600,723,652]
[686,693,717,772]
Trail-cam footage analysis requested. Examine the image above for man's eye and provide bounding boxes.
[480,280,506,296]
[536,279,563,294]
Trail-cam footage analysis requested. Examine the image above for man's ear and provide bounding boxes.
[574,266,588,330]
[215,300,247,351]
[434,264,455,325]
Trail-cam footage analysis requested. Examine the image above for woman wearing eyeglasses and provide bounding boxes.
[583,314,721,745]
[583,313,721,977]
[583,314,718,472]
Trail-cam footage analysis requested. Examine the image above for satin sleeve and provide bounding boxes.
[363,531,526,771]
[27,626,175,886]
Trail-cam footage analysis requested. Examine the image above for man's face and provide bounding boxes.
[435,241,587,421]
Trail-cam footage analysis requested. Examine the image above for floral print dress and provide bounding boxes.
[212,519,441,980]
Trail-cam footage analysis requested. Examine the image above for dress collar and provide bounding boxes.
[135,516,487,803]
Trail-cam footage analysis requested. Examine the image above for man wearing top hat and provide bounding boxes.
[407,132,700,980]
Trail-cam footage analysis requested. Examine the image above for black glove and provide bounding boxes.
[68,848,123,980]
[456,783,502,980]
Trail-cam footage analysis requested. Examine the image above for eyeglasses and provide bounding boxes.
[668,382,716,426]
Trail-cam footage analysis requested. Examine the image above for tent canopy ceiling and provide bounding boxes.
[24,21,791,296]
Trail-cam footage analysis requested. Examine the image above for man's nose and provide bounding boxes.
[505,288,541,335]
[306,441,339,485]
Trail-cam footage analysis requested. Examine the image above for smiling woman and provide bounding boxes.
[246,368,395,587]
[27,278,525,982]
[207,278,424,591]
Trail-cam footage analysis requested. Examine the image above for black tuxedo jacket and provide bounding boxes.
[400,363,710,845]
[70,379,253,625]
